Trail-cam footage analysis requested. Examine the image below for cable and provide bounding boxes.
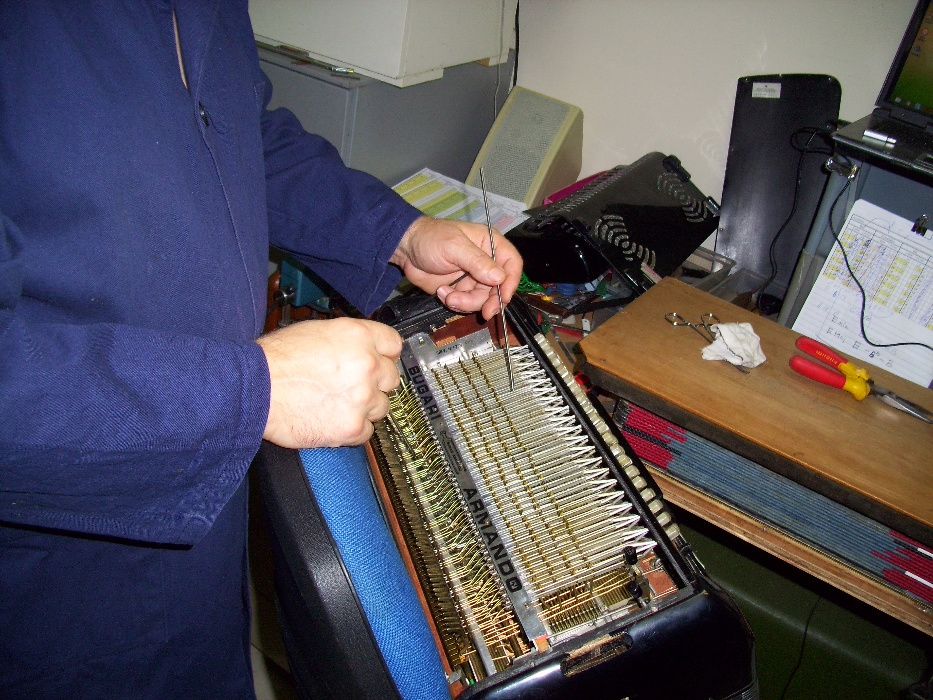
[755,127,833,309]
[826,179,933,352]
[779,595,821,700]
[493,0,505,117]
[512,1,519,88]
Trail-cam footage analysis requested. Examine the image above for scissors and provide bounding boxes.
[665,312,750,373]
[789,336,932,423]
[664,312,719,343]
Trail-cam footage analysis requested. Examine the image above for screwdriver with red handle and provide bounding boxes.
[789,336,932,423]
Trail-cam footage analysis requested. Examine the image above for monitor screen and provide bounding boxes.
[880,0,933,120]
[887,2,933,116]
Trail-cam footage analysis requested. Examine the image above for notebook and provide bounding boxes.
[834,0,933,180]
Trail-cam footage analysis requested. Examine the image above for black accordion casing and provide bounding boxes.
[256,295,757,699]
[507,152,720,285]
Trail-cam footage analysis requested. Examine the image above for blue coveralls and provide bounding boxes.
[0,2,420,696]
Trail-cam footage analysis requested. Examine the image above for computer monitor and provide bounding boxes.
[877,0,933,127]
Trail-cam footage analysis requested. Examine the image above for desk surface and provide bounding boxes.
[580,278,933,545]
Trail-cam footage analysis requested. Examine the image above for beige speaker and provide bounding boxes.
[466,87,583,207]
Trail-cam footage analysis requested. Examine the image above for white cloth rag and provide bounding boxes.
[701,322,766,368]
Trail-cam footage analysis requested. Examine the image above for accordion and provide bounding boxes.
[256,295,756,699]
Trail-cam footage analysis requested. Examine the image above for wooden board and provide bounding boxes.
[580,278,933,544]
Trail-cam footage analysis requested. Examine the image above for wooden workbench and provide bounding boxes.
[579,278,933,633]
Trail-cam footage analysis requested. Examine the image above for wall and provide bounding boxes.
[516,0,917,202]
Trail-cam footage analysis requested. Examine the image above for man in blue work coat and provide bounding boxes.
[0,2,522,697]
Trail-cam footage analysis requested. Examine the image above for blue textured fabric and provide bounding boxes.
[300,447,448,700]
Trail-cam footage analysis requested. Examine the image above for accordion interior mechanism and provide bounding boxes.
[361,294,757,698]
[258,296,758,700]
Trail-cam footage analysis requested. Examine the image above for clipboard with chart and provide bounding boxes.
[792,199,933,387]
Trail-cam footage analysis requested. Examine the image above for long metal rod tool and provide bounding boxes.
[479,168,514,391]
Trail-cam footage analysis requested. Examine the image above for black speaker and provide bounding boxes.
[717,74,841,300]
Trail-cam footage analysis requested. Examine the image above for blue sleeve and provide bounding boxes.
[259,77,422,316]
[0,215,271,546]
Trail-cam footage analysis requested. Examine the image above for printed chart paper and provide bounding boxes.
[793,199,933,387]
[393,168,528,231]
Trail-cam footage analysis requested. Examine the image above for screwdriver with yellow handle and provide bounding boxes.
[789,336,932,423]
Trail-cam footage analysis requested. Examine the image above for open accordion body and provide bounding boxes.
[257,295,756,699]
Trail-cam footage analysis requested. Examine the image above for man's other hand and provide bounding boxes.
[257,318,402,448]
[390,216,523,321]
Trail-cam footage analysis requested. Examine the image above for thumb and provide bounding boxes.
[448,242,506,287]
[365,320,404,358]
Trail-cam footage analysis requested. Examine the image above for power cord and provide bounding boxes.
[495,1,519,117]
[826,179,933,352]
[755,126,834,311]
[493,0,505,117]
[779,595,821,700]
[512,1,519,89]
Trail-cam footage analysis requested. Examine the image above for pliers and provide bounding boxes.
[789,337,932,424]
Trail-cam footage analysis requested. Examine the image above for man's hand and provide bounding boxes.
[257,318,402,448]
[390,216,523,321]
